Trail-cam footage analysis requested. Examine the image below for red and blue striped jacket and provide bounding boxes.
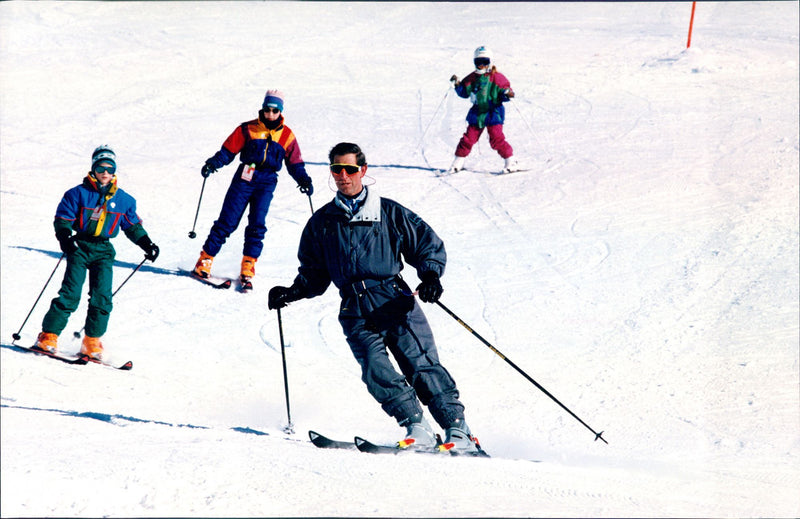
[206,115,310,184]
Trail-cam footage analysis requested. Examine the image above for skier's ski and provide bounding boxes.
[435,168,460,177]
[13,344,88,365]
[188,270,232,289]
[354,436,452,456]
[11,344,132,370]
[356,436,490,457]
[493,168,531,176]
[354,436,408,454]
[238,277,253,293]
[308,430,358,450]
[86,356,133,371]
[439,439,491,458]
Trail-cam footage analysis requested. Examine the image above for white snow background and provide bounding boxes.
[1,1,798,517]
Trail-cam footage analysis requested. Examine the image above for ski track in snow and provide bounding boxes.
[2,1,799,517]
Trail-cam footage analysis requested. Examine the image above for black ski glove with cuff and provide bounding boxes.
[416,271,443,303]
[297,177,314,196]
[56,228,78,255]
[136,235,160,262]
[268,283,306,310]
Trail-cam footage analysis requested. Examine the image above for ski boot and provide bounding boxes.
[34,332,59,354]
[240,255,256,290]
[502,156,519,174]
[193,250,214,279]
[398,413,437,450]
[442,418,481,455]
[80,336,104,360]
[447,156,466,174]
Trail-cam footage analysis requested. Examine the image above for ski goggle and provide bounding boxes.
[263,107,281,114]
[330,164,362,175]
[474,57,490,68]
[93,165,116,174]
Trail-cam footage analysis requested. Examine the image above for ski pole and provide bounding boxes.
[416,83,453,150]
[276,307,295,434]
[12,253,66,342]
[307,194,314,215]
[73,256,148,338]
[188,176,207,239]
[510,97,547,150]
[435,300,608,444]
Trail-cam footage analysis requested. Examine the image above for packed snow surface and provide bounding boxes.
[1,2,798,517]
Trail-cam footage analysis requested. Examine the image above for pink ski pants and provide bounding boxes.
[455,124,513,159]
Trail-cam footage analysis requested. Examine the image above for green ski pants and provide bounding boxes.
[42,239,115,338]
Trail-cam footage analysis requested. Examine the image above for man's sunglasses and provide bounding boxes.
[474,57,490,68]
[93,165,116,174]
[330,163,362,175]
[264,107,281,114]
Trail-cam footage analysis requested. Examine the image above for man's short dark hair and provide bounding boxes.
[329,142,366,166]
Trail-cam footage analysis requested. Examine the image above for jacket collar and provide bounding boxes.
[331,187,381,222]
[258,111,284,131]
[83,173,118,199]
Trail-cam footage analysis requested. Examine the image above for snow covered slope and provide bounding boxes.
[1,2,798,517]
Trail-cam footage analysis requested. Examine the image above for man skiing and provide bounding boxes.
[268,142,481,454]
[34,145,159,360]
[193,89,313,290]
[447,46,518,174]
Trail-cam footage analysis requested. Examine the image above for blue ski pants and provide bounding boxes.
[203,171,277,259]
[339,298,465,429]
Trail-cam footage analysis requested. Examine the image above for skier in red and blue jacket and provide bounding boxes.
[193,90,313,288]
[448,46,518,174]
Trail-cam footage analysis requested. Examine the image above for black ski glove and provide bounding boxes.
[136,235,160,262]
[201,162,216,178]
[297,177,313,196]
[268,283,306,310]
[416,271,443,304]
[55,228,78,255]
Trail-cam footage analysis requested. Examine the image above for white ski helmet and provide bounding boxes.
[474,46,493,61]
[473,46,493,73]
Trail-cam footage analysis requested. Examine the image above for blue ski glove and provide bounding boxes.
[201,162,216,178]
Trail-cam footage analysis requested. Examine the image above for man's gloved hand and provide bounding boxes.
[416,271,443,304]
[56,228,78,255]
[504,88,515,99]
[136,235,160,262]
[297,177,314,196]
[201,162,216,178]
[268,283,306,310]
[450,74,459,86]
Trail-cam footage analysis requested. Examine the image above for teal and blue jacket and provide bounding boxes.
[455,68,513,128]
